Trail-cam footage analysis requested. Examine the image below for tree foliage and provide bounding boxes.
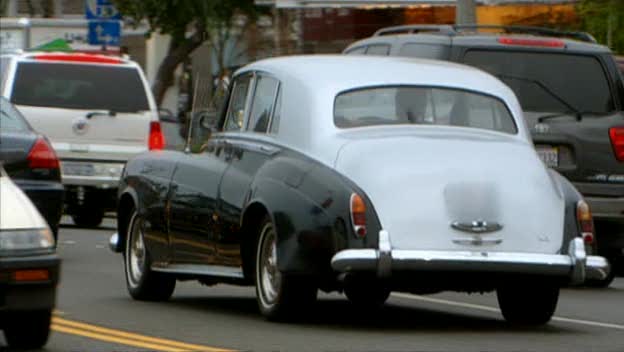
[577,0,624,54]
[112,0,261,105]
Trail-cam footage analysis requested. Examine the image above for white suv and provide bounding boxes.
[0,52,164,227]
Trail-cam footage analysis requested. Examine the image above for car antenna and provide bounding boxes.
[184,77,201,154]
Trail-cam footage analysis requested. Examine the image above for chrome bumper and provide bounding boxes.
[109,232,121,252]
[331,231,610,285]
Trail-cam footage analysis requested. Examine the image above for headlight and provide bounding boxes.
[0,228,55,251]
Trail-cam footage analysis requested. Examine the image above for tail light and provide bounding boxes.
[27,137,59,169]
[350,193,367,238]
[576,200,595,246]
[609,127,624,162]
[497,37,565,48]
[148,121,165,150]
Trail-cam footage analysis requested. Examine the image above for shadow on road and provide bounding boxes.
[167,295,574,334]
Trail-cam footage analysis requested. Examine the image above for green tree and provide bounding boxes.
[578,0,624,54]
[113,0,260,105]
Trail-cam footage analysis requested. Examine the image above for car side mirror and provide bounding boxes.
[158,108,179,123]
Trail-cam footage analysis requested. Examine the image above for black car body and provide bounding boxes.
[0,97,64,237]
[0,168,60,349]
[344,25,624,284]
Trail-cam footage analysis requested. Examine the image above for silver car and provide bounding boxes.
[1,52,163,227]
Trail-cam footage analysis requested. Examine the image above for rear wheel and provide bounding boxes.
[3,310,51,349]
[497,282,559,325]
[255,217,317,321]
[124,209,175,301]
[71,206,104,228]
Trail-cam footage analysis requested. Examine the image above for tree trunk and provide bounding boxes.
[152,27,205,106]
[456,0,477,25]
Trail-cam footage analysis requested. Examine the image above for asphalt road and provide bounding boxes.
[2,219,623,352]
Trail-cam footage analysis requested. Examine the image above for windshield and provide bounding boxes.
[463,50,614,114]
[0,98,30,132]
[10,62,150,112]
[334,86,517,134]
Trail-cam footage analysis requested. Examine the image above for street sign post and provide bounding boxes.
[85,0,122,20]
[85,0,122,48]
[87,21,121,46]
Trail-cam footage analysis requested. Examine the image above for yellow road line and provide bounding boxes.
[51,317,233,352]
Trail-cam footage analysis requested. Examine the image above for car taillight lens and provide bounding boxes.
[350,193,367,238]
[576,200,595,245]
[609,127,624,162]
[497,37,565,48]
[27,137,59,169]
[148,121,165,150]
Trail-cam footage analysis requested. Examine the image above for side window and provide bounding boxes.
[345,46,366,55]
[223,74,252,132]
[247,75,279,133]
[365,44,390,56]
[398,43,450,60]
[269,87,282,134]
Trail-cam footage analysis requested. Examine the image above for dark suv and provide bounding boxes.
[345,25,624,286]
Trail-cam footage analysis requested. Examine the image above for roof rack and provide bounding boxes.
[374,25,455,36]
[453,25,597,43]
[373,24,597,43]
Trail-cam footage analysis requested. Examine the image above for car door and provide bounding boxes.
[216,73,281,267]
[168,73,253,265]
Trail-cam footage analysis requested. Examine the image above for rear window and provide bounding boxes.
[463,50,614,114]
[334,86,517,134]
[10,62,150,112]
[0,98,30,132]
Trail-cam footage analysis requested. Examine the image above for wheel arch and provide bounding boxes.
[240,200,272,283]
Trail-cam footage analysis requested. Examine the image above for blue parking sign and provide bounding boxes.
[88,21,121,46]
[85,0,121,20]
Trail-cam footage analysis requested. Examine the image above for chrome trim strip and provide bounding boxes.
[151,264,245,279]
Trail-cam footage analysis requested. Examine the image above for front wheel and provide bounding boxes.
[497,282,559,325]
[3,310,51,349]
[255,217,317,321]
[124,209,176,301]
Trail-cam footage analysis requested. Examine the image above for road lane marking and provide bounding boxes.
[51,316,233,352]
[392,293,624,331]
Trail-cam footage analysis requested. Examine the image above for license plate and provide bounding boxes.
[536,147,559,167]
[61,162,95,176]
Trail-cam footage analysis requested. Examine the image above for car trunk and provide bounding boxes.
[0,132,36,174]
[334,128,565,254]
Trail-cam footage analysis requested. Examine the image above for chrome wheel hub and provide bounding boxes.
[128,217,146,285]
[259,224,281,305]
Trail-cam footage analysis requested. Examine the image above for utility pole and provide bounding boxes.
[456,0,477,25]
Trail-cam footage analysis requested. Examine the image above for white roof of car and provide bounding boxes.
[235,55,529,156]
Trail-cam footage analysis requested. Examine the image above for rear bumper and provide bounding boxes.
[331,232,610,285]
[14,179,64,231]
[0,253,60,313]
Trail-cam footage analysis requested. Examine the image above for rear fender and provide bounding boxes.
[248,155,381,275]
[549,170,586,253]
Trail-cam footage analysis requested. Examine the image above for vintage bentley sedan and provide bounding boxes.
[110,55,609,325]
